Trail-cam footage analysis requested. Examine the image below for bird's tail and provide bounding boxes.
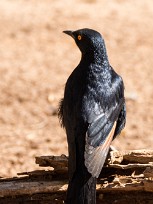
[66,171,96,204]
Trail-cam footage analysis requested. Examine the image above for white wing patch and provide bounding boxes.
[84,122,116,178]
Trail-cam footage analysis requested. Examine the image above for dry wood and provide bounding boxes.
[0,180,68,197]
[35,149,153,172]
[1,149,153,203]
[109,149,153,164]
[0,177,153,197]
[35,154,68,169]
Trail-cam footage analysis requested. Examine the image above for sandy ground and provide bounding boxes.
[0,0,153,177]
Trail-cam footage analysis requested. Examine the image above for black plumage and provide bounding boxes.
[58,28,126,204]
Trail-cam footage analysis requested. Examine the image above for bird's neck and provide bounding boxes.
[81,46,109,68]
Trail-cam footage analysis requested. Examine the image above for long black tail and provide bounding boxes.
[66,170,96,204]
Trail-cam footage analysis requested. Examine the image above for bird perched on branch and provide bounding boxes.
[58,28,126,204]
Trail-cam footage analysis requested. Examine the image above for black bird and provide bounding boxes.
[58,28,126,204]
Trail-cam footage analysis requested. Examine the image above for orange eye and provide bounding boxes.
[77,35,82,41]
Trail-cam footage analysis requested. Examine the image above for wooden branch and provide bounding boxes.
[35,149,153,167]
[0,180,68,197]
[109,149,153,164]
[1,150,153,203]
[1,176,153,197]
[35,149,153,174]
[35,154,68,173]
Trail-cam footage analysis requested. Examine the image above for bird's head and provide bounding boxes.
[63,28,106,56]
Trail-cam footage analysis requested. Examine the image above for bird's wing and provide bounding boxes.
[84,98,124,178]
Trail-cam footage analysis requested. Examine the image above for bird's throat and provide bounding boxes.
[81,50,109,67]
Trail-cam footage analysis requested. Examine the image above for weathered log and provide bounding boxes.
[0,150,153,203]
[35,149,153,170]
[109,149,153,164]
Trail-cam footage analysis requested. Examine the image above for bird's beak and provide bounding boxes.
[63,30,74,38]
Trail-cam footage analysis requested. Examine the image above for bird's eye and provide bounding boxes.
[77,35,82,41]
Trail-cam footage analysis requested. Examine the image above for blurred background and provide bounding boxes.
[0,0,153,177]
